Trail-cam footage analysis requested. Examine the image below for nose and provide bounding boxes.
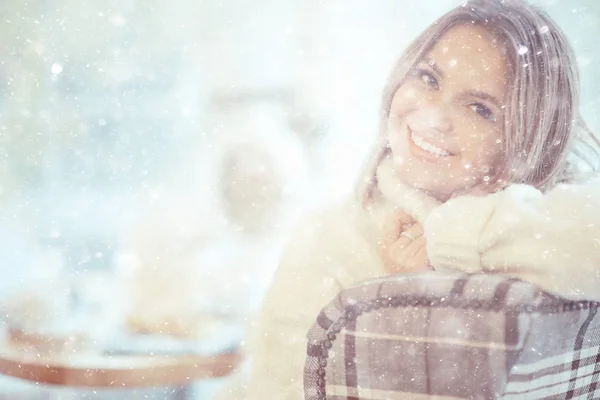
[408,104,453,134]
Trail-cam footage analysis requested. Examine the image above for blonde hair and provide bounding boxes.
[358,0,600,205]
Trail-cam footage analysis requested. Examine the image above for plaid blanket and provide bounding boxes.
[304,273,600,399]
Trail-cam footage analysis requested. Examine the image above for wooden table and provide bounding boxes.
[0,350,241,388]
[0,327,242,388]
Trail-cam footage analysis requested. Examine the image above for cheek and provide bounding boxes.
[389,84,424,115]
[456,123,504,169]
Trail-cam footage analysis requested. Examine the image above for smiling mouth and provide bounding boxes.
[409,130,452,157]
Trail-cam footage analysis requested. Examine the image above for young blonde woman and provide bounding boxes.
[229,0,600,398]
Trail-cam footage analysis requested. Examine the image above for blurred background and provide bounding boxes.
[0,0,598,398]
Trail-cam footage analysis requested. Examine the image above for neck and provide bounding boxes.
[417,187,452,203]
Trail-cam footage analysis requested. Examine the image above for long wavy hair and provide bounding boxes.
[357,0,600,206]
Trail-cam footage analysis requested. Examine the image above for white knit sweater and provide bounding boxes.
[234,158,600,400]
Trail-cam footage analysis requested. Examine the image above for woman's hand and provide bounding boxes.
[379,210,432,274]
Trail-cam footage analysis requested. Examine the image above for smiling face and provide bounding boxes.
[387,24,510,200]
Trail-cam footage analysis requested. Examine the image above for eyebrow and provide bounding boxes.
[462,89,502,109]
[422,57,445,79]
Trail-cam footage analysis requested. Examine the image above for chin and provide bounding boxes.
[396,170,454,200]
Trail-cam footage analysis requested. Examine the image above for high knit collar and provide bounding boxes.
[374,157,441,226]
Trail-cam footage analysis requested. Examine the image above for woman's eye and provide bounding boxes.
[416,70,439,90]
[468,103,495,122]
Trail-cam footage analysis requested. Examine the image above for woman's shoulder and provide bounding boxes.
[270,196,384,303]
[278,197,379,273]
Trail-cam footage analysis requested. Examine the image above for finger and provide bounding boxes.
[379,210,415,258]
[387,236,425,274]
[404,247,431,272]
[391,223,424,252]
[390,234,424,260]
[394,209,416,229]
[381,209,415,239]
[379,213,418,271]
[406,222,424,237]
[381,210,411,239]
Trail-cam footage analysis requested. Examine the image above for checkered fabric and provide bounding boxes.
[304,273,600,399]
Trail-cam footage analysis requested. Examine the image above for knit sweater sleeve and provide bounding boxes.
[424,179,600,300]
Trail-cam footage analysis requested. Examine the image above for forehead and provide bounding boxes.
[427,24,509,95]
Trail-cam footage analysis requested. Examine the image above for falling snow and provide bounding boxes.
[518,45,529,55]
[0,0,598,398]
[50,63,64,75]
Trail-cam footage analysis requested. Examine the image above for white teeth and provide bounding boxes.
[410,132,450,157]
